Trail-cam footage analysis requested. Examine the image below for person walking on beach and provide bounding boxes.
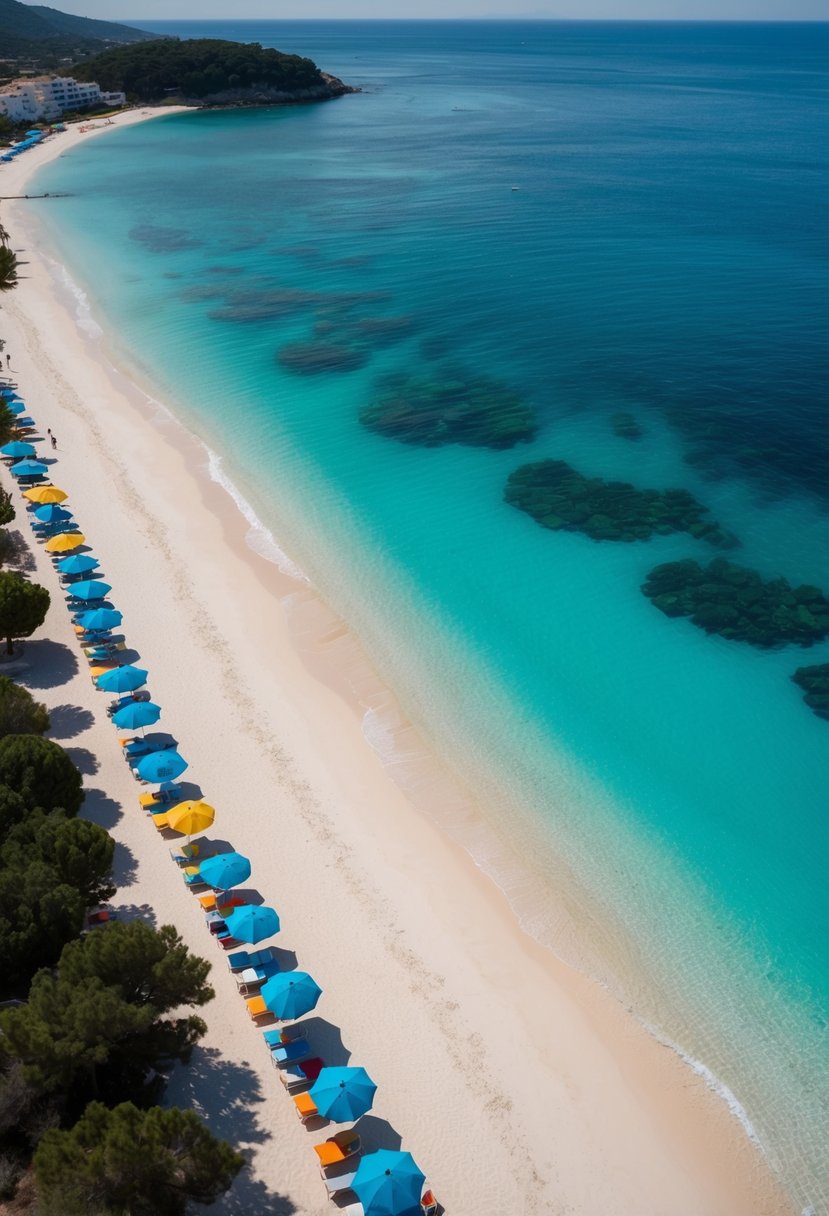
[49,433,57,451]
[4,354,9,369]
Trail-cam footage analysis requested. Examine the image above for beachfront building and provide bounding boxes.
[0,77,126,123]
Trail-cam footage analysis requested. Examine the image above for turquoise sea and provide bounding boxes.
[32,21,829,1208]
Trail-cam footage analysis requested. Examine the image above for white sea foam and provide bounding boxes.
[51,256,103,338]
[205,446,309,583]
[644,1021,762,1146]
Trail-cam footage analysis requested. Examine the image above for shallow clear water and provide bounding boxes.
[33,21,829,1207]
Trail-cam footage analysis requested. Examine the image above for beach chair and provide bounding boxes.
[152,813,170,831]
[198,892,244,914]
[182,865,205,888]
[234,961,281,992]
[421,1189,438,1216]
[281,1057,324,1094]
[169,842,199,865]
[226,947,275,972]
[269,1038,311,1068]
[321,1169,358,1200]
[291,1085,325,1120]
[262,1026,296,1050]
[315,1131,361,1172]
[107,690,149,716]
[245,995,271,1022]
[139,783,182,810]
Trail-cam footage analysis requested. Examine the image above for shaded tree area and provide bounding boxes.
[73,37,325,101]
[34,1102,244,1216]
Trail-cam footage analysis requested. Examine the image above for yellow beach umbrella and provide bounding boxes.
[166,800,215,837]
[45,532,86,553]
[23,485,68,504]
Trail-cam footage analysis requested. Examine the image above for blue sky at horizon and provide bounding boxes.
[49,2,829,22]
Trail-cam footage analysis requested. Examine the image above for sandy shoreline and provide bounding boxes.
[0,109,795,1214]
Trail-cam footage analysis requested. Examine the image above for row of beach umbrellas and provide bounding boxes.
[2,386,430,1216]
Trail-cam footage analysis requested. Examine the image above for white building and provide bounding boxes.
[0,77,126,123]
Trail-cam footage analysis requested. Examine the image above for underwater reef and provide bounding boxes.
[504,460,736,546]
[360,368,537,449]
[610,411,644,440]
[642,558,829,648]
[277,341,369,374]
[791,662,829,721]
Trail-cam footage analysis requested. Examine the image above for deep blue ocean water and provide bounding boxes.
[32,21,829,1207]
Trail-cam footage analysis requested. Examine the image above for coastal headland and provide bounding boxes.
[0,110,796,1214]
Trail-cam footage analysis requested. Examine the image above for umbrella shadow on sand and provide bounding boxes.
[349,1114,403,1154]
[294,1018,351,1067]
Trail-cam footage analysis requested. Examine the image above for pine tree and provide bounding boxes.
[0,735,82,815]
[0,573,50,656]
[33,1101,244,1216]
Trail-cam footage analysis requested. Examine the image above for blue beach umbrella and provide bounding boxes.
[223,904,280,945]
[352,1150,426,1216]
[134,749,188,784]
[10,459,48,478]
[308,1066,377,1123]
[198,851,251,892]
[67,580,112,602]
[112,700,161,731]
[34,504,73,524]
[57,554,99,576]
[1,441,35,459]
[96,664,147,693]
[259,970,321,1021]
[78,607,122,631]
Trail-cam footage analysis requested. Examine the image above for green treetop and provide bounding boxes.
[33,1101,244,1216]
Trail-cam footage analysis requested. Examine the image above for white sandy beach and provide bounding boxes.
[0,110,796,1215]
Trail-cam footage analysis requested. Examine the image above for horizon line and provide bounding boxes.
[129,15,829,22]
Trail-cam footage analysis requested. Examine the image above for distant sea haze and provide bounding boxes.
[34,20,829,1210]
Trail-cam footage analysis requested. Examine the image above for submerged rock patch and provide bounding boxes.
[360,368,536,449]
[129,225,203,252]
[504,460,736,546]
[277,341,368,374]
[791,662,829,720]
[642,558,829,648]
[610,411,644,440]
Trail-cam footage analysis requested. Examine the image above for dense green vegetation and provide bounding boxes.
[0,678,50,737]
[0,0,154,63]
[73,38,329,102]
[0,571,50,655]
[0,715,243,1207]
[34,1102,244,1216]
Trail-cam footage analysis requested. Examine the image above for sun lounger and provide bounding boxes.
[270,1038,311,1067]
[315,1131,361,1171]
[170,842,200,865]
[152,813,169,831]
[235,961,280,992]
[245,995,270,1022]
[263,1026,296,1050]
[182,865,205,888]
[421,1189,438,1215]
[291,1087,325,1120]
[226,947,276,972]
[321,1169,358,1199]
[198,892,244,914]
[281,1058,324,1094]
[84,642,125,658]
[139,783,182,809]
[107,690,150,717]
